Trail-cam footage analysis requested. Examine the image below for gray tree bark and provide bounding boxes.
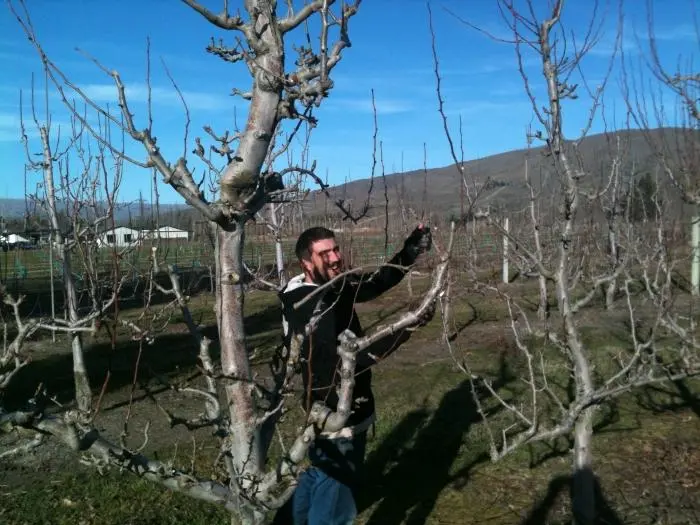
[40,127,92,417]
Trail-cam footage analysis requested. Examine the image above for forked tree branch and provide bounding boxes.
[1,408,239,511]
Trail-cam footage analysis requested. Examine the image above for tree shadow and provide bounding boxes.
[362,301,413,332]
[200,302,283,343]
[2,303,284,411]
[3,331,206,411]
[516,290,554,315]
[6,267,214,320]
[521,467,624,525]
[447,300,478,342]
[526,400,625,469]
[357,359,512,525]
[635,379,700,419]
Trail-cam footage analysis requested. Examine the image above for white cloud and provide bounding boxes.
[0,114,18,127]
[0,113,30,143]
[0,130,23,142]
[446,99,530,116]
[0,51,24,62]
[488,84,530,97]
[648,24,698,42]
[589,22,697,58]
[81,83,231,112]
[587,35,637,58]
[0,111,81,144]
[324,97,414,115]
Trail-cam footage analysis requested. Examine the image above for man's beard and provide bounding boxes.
[311,266,329,284]
[311,264,341,285]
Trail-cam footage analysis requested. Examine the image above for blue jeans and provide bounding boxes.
[291,466,357,524]
[273,431,368,525]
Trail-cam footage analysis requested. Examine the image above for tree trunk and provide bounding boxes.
[604,277,616,310]
[537,275,548,322]
[216,225,265,525]
[61,247,92,415]
[572,406,596,525]
[274,238,286,287]
[269,204,287,287]
[605,148,622,310]
[40,127,92,416]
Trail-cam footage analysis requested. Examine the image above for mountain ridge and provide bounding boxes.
[2,127,696,228]
[303,127,699,220]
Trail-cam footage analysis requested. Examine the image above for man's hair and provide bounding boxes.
[295,226,335,261]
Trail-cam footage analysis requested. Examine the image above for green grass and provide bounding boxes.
[0,469,229,525]
[2,360,697,525]
[359,364,700,525]
[2,272,699,524]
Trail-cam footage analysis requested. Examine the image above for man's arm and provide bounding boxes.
[346,224,432,303]
[280,286,341,411]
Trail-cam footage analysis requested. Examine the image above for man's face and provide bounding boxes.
[302,237,344,284]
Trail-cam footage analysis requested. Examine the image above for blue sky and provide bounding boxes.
[0,0,696,204]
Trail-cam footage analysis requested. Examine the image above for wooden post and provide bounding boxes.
[692,216,699,295]
[49,231,56,342]
[503,217,509,284]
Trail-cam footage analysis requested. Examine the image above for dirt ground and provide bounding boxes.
[2,284,700,524]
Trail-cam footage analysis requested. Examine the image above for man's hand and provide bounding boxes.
[403,223,432,258]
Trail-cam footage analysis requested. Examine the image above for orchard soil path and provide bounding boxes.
[1,282,699,524]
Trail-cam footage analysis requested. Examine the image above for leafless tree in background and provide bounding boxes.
[624,0,700,206]
[523,131,551,321]
[253,118,315,289]
[14,85,129,407]
[1,81,128,441]
[439,1,700,524]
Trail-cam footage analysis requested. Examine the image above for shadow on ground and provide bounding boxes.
[4,267,215,319]
[356,360,512,525]
[635,378,700,419]
[521,467,624,525]
[2,303,283,411]
[526,401,627,469]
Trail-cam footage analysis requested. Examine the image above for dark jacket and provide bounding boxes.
[279,247,418,428]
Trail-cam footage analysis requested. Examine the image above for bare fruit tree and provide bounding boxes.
[2,85,127,440]
[623,0,700,207]
[439,1,700,524]
[2,1,455,523]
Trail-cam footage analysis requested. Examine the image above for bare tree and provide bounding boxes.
[623,0,700,206]
[18,82,130,409]
[440,1,700,524]
[3,2,456,524]
[523,131,550,321]
[1,79,127,431]
[600,135,625,309]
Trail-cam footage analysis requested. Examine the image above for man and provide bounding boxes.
[273,224,432,524]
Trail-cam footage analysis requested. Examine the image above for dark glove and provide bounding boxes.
[403,223,432,259]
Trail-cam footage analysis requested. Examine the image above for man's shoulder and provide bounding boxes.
[279,273,319,307]
[279,274,332,336]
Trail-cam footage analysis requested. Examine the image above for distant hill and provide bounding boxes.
[0,198,27,219]
[302,127,699,221]
[0,198,190,227]
[2,128,697,231]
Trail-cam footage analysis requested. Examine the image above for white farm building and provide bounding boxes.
[97,226,189,248]
[145,226,189,241]
[1,233,31,246]
[98,226,143,248]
